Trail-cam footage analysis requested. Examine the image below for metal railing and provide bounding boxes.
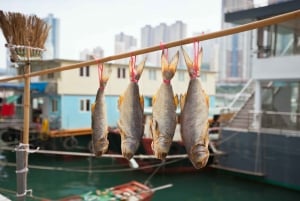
[248,110,300,132]
[226,78,255,112]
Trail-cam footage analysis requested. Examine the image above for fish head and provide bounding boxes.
[121,139,139,160]
[93,138,109,157]
[152,136,172,160]
[189,143,210,169]
[150,120,172,160]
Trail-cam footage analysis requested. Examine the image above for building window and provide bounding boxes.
[79,66,90,77]
[47,73,54,79]
[86,66,90,76]
[51,98,58,112]
[148,69,156,80]
[117,67,126,78]
[80,99,91,112]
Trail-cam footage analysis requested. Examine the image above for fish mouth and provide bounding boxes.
[121,141,139,160]
[152,137,172,160]
[93,140,109,157]
[190,144,210,169]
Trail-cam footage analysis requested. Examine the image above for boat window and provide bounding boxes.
[51,98,58,112]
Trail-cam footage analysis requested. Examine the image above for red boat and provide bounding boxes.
[44,181,156,201]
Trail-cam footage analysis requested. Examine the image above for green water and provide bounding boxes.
[1,153,300,201]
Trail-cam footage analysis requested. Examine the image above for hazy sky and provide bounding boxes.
[0,0,222,67]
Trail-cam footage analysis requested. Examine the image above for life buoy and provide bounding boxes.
[88,140,94,153]
[63,137,78,150]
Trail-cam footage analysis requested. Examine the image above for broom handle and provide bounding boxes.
[23,48,31,145]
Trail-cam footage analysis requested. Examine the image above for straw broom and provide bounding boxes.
[0,10,50,61]
[0,10,50,201]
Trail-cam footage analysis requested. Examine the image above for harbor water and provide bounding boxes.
[1,153,300,201]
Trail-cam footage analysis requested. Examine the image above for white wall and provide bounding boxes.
[252,55,300,80]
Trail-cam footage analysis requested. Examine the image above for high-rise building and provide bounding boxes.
[219,0,254,84]
[193,32,220,72]
[114,32,137,64]
[80,46,104,60]
[141,21,187,67]
[43,14,60,59]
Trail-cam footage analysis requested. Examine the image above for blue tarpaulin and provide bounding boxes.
[0,82,48,93]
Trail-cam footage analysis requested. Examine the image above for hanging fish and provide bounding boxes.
[150,50,179,160]
[91,64,110,157]
[180,45,210,169]
[118,57,146,160]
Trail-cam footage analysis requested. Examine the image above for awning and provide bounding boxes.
[6,95,21,103]
[0,82,48,93]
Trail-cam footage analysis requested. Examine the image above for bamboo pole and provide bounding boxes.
[16,47,31,201]
[23,52,31,145]
[0,9,299,83]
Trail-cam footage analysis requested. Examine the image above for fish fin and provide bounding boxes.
[99,64,111,89]
[91,103,96,115]
[180,93,186,110]
[152,94,156,105]
[140,95,144,110]
[150,119,159,138]
[181,46,193,74]
[117,120,125,138]
[161,50,168,75]
[135,58,146,81]
[118,95,123,110]
[203,122,210,147]
[174,94,179,107]
[161,51,179,81]
[169,51,179,74]
[205,92,210,108]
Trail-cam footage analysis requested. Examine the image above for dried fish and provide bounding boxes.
[118,57,146,160]
[91,64,110,157]
[180,46,210,169]
[150,50,179,160]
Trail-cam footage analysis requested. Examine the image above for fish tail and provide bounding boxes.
[129,58,146,82]
[99,75,109,88]
[161,51,179,82]
[181,46,203,79]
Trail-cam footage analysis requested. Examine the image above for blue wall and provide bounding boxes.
[61,95,94,129]
[105,95,120,127]
[60,95,120,129]
[59,94,216,129]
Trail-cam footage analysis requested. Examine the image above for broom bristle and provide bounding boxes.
[0,10,50,50]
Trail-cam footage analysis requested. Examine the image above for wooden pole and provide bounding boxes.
[16,47,31,201]
[0,9,299,83]
[23,61,31,145]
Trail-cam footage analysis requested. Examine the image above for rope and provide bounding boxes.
[193,41,200,78]
[0,158,185,173]
[97,63,103,87]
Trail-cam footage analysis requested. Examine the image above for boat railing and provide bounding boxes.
[248,110,300,133]
[226,78,255,113]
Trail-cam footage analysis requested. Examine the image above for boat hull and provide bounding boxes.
[217,128,300,191]
[42,181,153,201]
